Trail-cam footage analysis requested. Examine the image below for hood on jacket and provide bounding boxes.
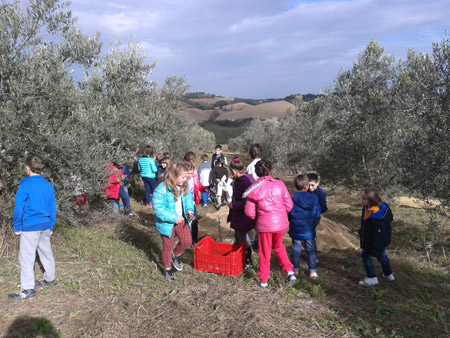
[292,192,317,210]
[242,176,271,200]
[367,202,393,222]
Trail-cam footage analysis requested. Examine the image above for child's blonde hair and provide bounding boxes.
[163,163,189,200]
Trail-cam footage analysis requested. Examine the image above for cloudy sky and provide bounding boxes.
[70,0,450,99]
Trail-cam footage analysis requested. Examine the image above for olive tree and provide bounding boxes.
[0,0,214,256]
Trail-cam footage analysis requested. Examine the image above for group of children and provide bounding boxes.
[9,145,395,299]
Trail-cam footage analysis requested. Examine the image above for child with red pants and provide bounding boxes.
[244,159,296,289]
[153,162,194,281]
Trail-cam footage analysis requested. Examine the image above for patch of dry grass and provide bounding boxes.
[0,207,349,337]
[1,192,449,337]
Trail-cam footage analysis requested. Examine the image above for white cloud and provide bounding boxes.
[140,41,172,58]
[70,0,450,98]
[98,11,161,34]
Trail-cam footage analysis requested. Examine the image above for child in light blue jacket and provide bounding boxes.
[153,162,194,282]
[138,145,158,208]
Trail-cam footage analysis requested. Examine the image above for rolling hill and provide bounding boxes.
[182,98,296,122]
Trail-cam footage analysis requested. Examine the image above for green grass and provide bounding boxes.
[323,204,450,337]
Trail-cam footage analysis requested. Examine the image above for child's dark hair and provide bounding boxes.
[184,151,196,163]
[161,157,172,168]
[163,152,170,159]
[25,154,45,174]
[361,187,382,207]
[307,173,320,183]
[143,145,153,157]
[215,157,225,167]
[229,156,244,173]
[201,154,208,161]
[156,154,164,162]
[249,143,262,159]
[215,144,222,150]
[255,159,272,177]
[294,174,309,191]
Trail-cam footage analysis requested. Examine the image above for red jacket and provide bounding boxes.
[190,172,207,206]
[244,176,293,233]
[104,163,124,199]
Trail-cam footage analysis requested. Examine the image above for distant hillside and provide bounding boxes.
[181,92,315,143]
[216,101,295,120]
[181,92,317,123]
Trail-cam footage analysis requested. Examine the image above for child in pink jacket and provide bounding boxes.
[244,159,296,289]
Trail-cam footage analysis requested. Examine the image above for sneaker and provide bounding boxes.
[213,203,221,211]
[35,279,56,287]
[310,272,319,280]
[8,289,35,300]
[358,276,379,286]
[203,204,208,208]
[382,273,395,282]
[164,269,174,282]
[287,271,297,285]
[260,282,268,290]
[172,255,183,271]
[126,212,135,217]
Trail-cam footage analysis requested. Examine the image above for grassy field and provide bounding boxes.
[0,189,449,337]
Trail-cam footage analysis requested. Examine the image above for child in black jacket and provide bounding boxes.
[358,187,395,286]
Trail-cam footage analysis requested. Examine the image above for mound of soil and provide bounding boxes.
[198,206,359,252]
[393,196,440,209]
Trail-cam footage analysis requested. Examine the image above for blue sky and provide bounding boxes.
[70,0,450,99]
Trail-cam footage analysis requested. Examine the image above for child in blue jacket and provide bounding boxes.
[152,162,194,282]
[289,174,321,279]
[307,173,327,223]
[358,187,395,286]
[9,155,57,300]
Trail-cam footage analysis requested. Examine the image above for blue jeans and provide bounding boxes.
[291,239,317,273]
[119,186,131,214]
[108,198,120,213]
[361,248,392,278]
[201,187,210,206]
[142,177,156,206]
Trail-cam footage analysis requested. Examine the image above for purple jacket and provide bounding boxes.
[228,174,256,231]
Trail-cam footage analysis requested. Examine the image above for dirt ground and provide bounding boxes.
[197,193,442,253]
[197,194,361,252]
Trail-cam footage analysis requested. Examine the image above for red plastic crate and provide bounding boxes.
[194,236,246,277]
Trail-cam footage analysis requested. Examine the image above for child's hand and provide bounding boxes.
[15,231,22,235]
[175,216,184,224]
[187,211,194,218]
[227,203,233,209]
